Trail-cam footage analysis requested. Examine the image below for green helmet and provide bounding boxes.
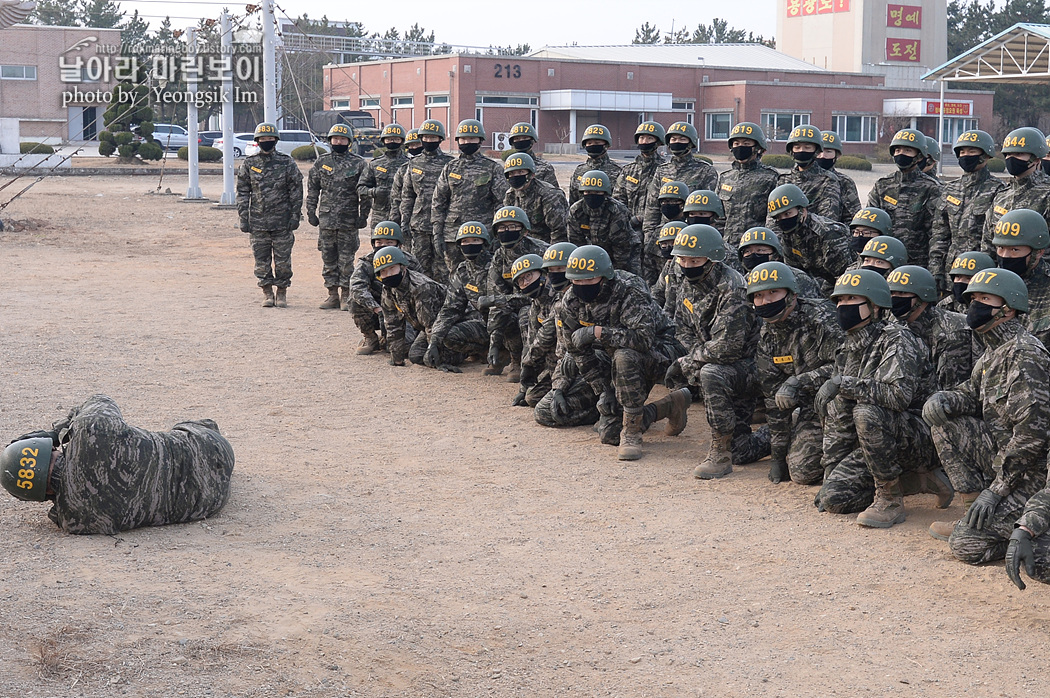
[728,121,767,150]
[953,129,996,158]
[684,190,724,217]
[419,119,446,140]
[371,221,405,244]
[658,180,689,201]
[1,437,53,502]
[503,152,535,174]
[578,170,612,194]
[850,207,892,236]
[455,221,491,244]
[820,130,843,154]
[949,251,996,278]
[566,244,615,280]
[542,242,577,268]
[1002,127,1049,158]
[992,208,1050,250]
[889,128,928,157]
[785,125,823,153]
[887,265,938,303]
[831,269,892,309]
[456,119,486,141]
[739,226,783,255]
[767,183,809,217]
[372,245,408,275]
[859,235,908,268]
[666,121,698,148]
[381,123,406,141]
[658,221,686,244]
[327,123,352,140]
[493,205,531,231]
[509,122,538,144]
[253,122,279,141]
[405,128,420,144]
[672,224,726,261]
[511,253,545,283]
[964,268,1029,312]
[746,261,798,297]
[581,124,612,147]
[925,136,940,162]
[635,121,666,145]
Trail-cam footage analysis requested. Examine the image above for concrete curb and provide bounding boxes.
[0,167,227,176]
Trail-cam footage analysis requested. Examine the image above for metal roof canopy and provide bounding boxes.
[922,22,1050,84]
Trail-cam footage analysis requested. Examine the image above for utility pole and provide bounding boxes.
[183,26,206,201]
[262,0,278,124]
[217,10,236,207]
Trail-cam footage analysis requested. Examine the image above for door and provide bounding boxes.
[82,107,97,141]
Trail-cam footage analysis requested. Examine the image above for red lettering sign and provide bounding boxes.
[926,101,972,116]
[817,0,835,13]
[788,0,848,17]
[886,38,921,62]
[887,4,922,28]
[802,0,818,15]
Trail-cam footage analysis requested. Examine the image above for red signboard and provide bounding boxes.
[787,0,848,17]
[886,38,921,62]
[926,101,972,116]
[802,0,818,16]
[887,4,922,28]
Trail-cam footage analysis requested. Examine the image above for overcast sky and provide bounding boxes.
[118,0,780,47]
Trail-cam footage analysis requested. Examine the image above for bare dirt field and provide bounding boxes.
[2,163,1048,697]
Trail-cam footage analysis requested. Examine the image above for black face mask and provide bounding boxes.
[548,270,568,290]
[792,150,816,165]
[498,229,523,247]
[861,263,889,277]
[331,143,349,154]
[658,245,674,259]
[754,297,787,319]
[958,154,983,173]
[850,236,870,253]
[407,145,424,156]
[585,144,606,156]
[572,281,603,302]
[637,142,657,154]
[816,157,835,170]
[891,295,915,318]
[385,142,402,152]
[661,203,683,220]
[777,214,801,233]
[459,142,480,156]
[731,145,754,161]
[460,243,485,260]
[998,253,1030,276]
[682,262,709,281]
[520,277,543,298]
[511,140,532,152]
[258,140,276,152]
[966,300,998,330]
[583,193,605,209]
[380,271,403,288]
[1042,160,1050,176]
[686,214,714,226]
[741,252,772,271]
[837,303,867,331]
[507,174,529,189]
[668,142,691,154]
[422,141,441,153]
[952,280,969,305]
[1006,156,1033,177]
[893,153,917,170]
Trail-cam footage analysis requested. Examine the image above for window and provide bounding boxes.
[475,107,483,122]
[832,114,878,143]
[761,112,810,141]
[530,109,537,127]
[941,117,979,144]
[705,112,733,141]
[672,101,694,111]
[475,95,538,106]
[392,96,414,106]
[331,99,350,108]
[426,95,449,106]
[1,65,36,80]
[360,97,379,108]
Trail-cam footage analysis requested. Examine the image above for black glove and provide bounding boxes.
[774,376,800,411]
[768,459,790,484]
[815,375,842,420]
[629,215,642,232]
[308,212,320,227]
[477,295,506,311]
[487,339,502,367]
[962,489,1002,530]
[423,342,441,368]
[518,363,540,387]
[512,389,529,407]
[290,216,300,231]
[664,359,686,389]
[596,388,618,417]
[1006,528,1036,591]
[438,364,462,374]
[239,217,250,233]
[550,389,569,420]
[922,393,951,427]
[571,326,597,349]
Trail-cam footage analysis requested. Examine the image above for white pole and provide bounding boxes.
[262,0,278,124]
[937,80,946,177]
[220,11,236,205]
[185,27,203,200]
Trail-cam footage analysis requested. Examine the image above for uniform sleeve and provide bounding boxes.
[690,287,754,365]
[545,188,569,244]
[1017,485,1050,538]
[988,352,1050,498]
[431,280,468,343]
[641,177,663,242]
[400,169,417,231]
[923,180,943,265]
[235,161,251,219]
[794,318,844,393]
[840,176,862,224]
[522,313,558,369]
[491,160,509,207]
[349,259,379,310]
[381,290,408,363]
[837,330,923,411]
[866,180,881,208]
[306,162,321,216]
[288,160,304,223]
[598,288,657,354]
[358,162,376,224]
[431,168,451,245]
[928,191,952,280]
[812,175,842,221]
[819,221,856,279]
[567,204,587,247]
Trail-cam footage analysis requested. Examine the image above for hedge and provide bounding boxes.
[986,157,1006,173]
[177,145,223,162]
[291,144,329,161]
[760,154,794,169]
[836,155,872,171]
[20,142,55,155]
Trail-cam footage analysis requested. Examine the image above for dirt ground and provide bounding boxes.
[2,162,1049,698]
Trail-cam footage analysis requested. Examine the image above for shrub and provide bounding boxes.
[20,142,54,155]
[291,144,329,161]
[99,131,115,144]
[117,144,136,158]
[177,145,222,162]
[987,157,1006,172]
[98,140,116,157]
[138,143,164,161]
[760,153,794,169]
[114,131,134,146]
[836,155,872,171]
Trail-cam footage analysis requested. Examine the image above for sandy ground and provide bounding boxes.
[2,163,1048,698]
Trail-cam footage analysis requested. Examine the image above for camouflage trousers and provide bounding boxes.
[410,226,441,283]
[767,400,824,485]
[610,347,671,409]
[687,360,768,464]
[535,360,600,427]
[932,416,1047,565]
[489,309,526,363]
[407,328,461,366]
[349,299,381,337]
[439,318,488,357]
[818,402,935,514]
[250,230,294,287]
[525,369,553,408]
[1021,534,1050,585]
[318,227,360,288]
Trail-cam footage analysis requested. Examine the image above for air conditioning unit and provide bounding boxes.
[492,132,511,151]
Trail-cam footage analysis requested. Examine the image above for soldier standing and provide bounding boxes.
[400,119,453,282]
[642,121,717,246]
[776,125,842,223]
[614,121,668,231]
[982,127,1050,254]
[568,170,641,276]
[568,124,622,206]
[236,122,303,308]
[503,152,568,243]
[991,208,1050,349]
[359,123,409,230]
[815,130,862,224]
[387,128,422,228]
[507,122,559,188]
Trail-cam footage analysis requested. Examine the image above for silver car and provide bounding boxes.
[151,123,192,152]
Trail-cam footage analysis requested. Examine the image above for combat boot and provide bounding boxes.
[767,443,790,484]
[900,469,955,509]
[617,408,645,460]
[644,388,691,436]
[929,492,979,541]
[506,361,521,383]
[339,286,350,311]
[856,478,905,528]
[275,287,288,308]
[482,350,509,376]
[261,285,275,307]
[694,433,733,479]
[356,333,381,355]
[319,287,340,310]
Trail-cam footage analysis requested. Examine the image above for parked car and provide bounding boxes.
[244,130,330,157]
[212,132,255,158]
[151,123,192,152]
[198,130,222,148]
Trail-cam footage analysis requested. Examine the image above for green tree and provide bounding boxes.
[633,21,661,44]
[32,0,80,26]
[82,0,124,28]
[98,65,163,162]
[632,18,774,47]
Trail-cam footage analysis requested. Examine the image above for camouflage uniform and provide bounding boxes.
[865,168,941,268]
[359,149,409,229]
[504,179,569,243]
[718,159,779,252]
[777,212,856,287]
[41,394,234,535]
[1012,481,1050,584]
[567,197,641,276]
[757,297,844,484]
[519,282,562,407]
[776,163,842,223]
[652,257,683,314]
[430,250,493,358]
[307,150,366,289]
[982,170,1050,255]
[928,167,1003,284]
[896,305,973,390]
[348,248,424,341]
[642,156,719,242]
[818,321,937,514]
[827,167,862,224]
[400,149,454,280]
[614,150,668,225]
[432,153,508,274]
[518,148,559,189]
[487,236,550,362]
[569,153,622,206]
[236,149,303,288]
[388,158,414,227]
[1017,257,1050,350]
[381,268,448,366]
[929,319,1050,564]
